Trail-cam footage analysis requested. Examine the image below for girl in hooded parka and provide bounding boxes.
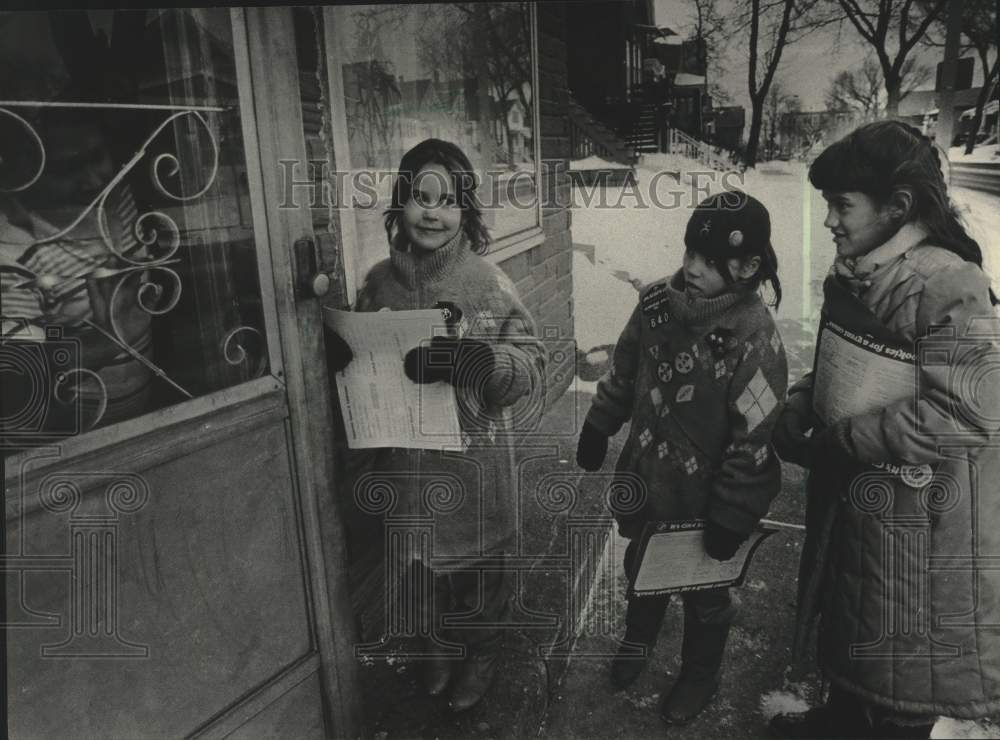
[771,120,1000,738]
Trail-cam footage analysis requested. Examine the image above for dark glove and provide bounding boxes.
[703,520,748,561]
[773,392,815,467]
[808,419,858,480]
[576,420,609,471]
[404,336,494,387]
[324,327,354,373]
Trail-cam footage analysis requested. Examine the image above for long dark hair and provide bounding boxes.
[809,120,991,293]
[383,138,491,255]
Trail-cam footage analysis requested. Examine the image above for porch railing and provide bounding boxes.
[667,127,735,171]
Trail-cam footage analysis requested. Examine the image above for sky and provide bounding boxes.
[652,0,960,112]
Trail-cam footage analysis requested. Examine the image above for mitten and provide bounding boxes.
[808,419,859,481]
[576,420,609,472]
[324,327,354,373]
[703,520,748,561]
[403,336,494,387]
[773,391,814,467]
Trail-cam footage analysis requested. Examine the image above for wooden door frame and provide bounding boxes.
[240,7,361,736]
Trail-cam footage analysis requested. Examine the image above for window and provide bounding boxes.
[1,9,275,451]
[321,3,540,297]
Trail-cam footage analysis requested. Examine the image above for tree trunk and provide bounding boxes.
[885,79,901,118]
[964,83,991,154]
[745,97,765,167]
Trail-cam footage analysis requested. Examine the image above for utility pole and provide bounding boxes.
[934,0,965,153]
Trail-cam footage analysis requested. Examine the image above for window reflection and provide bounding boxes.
[1,9,270,449]
[326,3,538,287]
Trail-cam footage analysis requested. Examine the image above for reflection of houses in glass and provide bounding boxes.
[397,74,481,161]
[492,84,533,167]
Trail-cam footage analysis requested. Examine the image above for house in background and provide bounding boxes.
[564,0,740,160]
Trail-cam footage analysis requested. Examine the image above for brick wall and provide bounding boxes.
[498,2,575,410]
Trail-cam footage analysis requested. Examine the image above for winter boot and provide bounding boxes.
[448,634,501,713]
[609,595,669,690]
[660,621,730,724]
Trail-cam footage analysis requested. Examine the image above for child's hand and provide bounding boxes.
[403,336,494,387]
[576,420,609,471]
[773,392,815,467]
[324,327,354,373]
[703,520,748,561]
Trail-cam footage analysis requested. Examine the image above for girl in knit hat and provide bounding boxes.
[771,121,1000,739]
[325,139,544,713]
[577,189,788,724]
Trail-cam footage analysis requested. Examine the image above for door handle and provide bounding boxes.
[293,236,331,298]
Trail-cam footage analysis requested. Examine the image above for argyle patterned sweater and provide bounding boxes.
[586,270,788,539]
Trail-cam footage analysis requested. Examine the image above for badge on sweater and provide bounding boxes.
[657,361,673,383]
[641,283,669,316]
[675,352,694,374]
[675,384,694,403]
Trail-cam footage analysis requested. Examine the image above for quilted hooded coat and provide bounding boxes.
[789,225,1000,718]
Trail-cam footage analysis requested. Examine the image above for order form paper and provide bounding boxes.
[323,307,463,450]
[629,520,776,597]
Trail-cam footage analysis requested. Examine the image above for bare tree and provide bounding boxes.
[824,54,883,117]
[417,3,533,167]
[732,0,840,166]
[834,0,948,117]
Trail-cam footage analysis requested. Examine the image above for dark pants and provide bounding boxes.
[410,559,510,653]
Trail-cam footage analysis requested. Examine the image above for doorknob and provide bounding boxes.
[293,236,330,298]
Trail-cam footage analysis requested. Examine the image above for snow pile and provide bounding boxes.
[932,718,1000,739]
[569,155,632,171]
[759,689,811,719]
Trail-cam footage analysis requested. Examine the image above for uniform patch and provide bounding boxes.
[657,362,673,383]
[650,387,663,409]
[675,384,694,403]
[641,283,670,316]
[675,352,694,374]
[736,369,779,432]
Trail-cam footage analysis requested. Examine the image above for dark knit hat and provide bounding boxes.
[684,190,772,261]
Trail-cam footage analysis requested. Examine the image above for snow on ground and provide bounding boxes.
[759,690,811,719]
[949,145,1000,163]
[571,154,833,353]
[570,153,1000,357]
[952,186,1000,291]
[569,155,632,171]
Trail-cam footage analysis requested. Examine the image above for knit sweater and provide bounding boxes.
[587,271,788,537]
[352,230,545,558]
